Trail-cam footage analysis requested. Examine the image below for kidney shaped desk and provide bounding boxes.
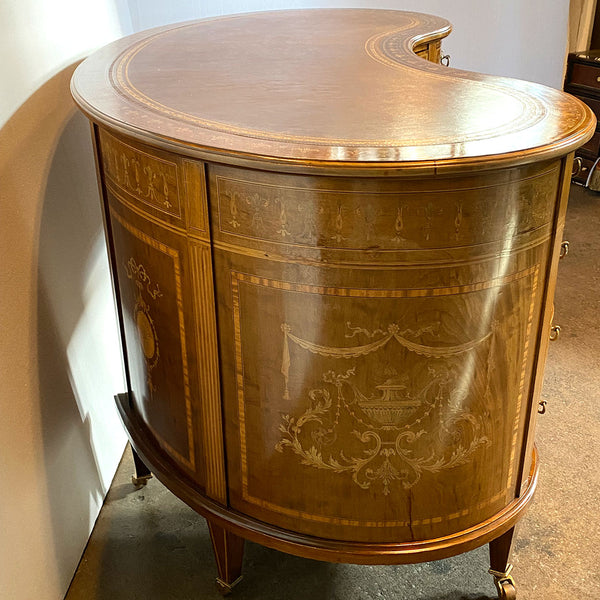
[71,10,594,599]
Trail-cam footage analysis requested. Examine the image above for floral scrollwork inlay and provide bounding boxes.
[275,322,492,494]
[125,257,163,390]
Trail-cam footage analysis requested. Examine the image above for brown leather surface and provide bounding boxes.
[72,9,594,167]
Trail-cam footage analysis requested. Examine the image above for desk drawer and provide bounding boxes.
[570,62,600,90]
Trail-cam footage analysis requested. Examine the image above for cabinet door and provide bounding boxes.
[97,129,225,498]
[208,160,560,543]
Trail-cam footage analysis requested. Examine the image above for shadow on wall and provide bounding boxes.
[37,64,128,585]
[0,62,125,593]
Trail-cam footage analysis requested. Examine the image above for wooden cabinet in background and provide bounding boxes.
[565,50,600,186]
[71,10,594,600]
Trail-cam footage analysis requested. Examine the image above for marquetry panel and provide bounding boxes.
[218,261,546,542]
[99,129,181,215]
[98,129,209,242]
[107,196,203,481]
[98,128,225,494]
[211,164,557,543]
[208,161,559,266]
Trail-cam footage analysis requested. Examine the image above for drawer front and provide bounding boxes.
[413,42,428,58]
[570,62,600,91]
[413,40,442,63]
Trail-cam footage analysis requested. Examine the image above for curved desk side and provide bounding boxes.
[73,10,593,599]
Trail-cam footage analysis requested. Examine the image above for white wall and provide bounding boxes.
[0,1,571,599]
[125,0,569,88]
[0,1,131,598]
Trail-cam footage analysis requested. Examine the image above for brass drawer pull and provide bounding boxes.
[440,54,450,66]
[549,324,561,341]
[560,240,569,259]
[572,156,583,177]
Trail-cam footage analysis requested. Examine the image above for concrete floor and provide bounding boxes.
[66,185,600,600]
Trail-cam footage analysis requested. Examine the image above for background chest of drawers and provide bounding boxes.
[565,50,600,186]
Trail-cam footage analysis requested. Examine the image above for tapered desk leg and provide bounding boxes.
[131,445,153,486]
[489,527,517,599]
[207,520,245,596]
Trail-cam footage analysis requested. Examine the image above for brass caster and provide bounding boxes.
[131,473,152,487]
[489,565,517,600]
[496,579,516,600]
[216,575,243,596]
